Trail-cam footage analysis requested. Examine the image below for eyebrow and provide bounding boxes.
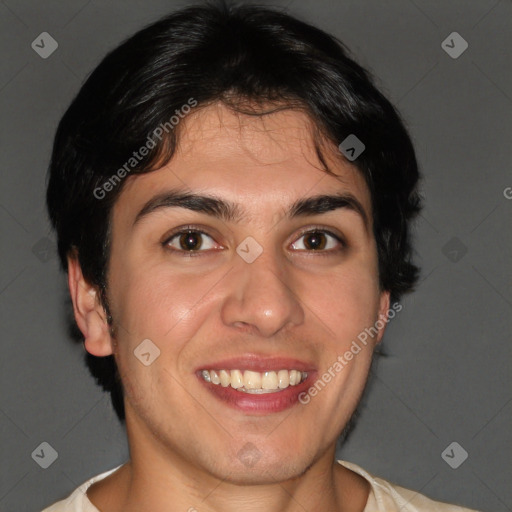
[133,188,369,230]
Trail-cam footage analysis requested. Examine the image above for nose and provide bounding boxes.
[220,248,305,338]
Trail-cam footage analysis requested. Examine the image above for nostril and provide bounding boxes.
[233,321,253,331]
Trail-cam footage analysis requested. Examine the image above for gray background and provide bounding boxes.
[0,1,510,511]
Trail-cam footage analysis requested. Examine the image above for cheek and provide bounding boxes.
[111,258,212,340]
[108,260,223,399]
[304,259,381,345]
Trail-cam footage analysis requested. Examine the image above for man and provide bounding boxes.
[43,2,479,511]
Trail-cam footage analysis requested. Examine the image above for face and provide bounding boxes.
[80,103,389,484]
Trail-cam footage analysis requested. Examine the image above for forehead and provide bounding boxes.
[116,103,371,223]
[178,103,321,162]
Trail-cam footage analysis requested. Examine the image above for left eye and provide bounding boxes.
[290,230,342,251]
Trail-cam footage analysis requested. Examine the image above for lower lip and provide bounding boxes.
[196,372,316,414]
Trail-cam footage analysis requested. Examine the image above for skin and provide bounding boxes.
[68,103,390,512]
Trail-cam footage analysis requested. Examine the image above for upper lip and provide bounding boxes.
[195,353,316,373]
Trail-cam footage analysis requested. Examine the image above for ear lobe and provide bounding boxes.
[67,254,113,357]
[374,290,391,345]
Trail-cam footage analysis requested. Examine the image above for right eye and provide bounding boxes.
[163,228,222,255]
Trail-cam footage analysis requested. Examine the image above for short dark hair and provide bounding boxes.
[46,1,421,422]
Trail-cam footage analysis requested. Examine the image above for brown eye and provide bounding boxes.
[303,231,327,250]
[178,231,203,251]
[290,230,343,252]
[165,230,217,252]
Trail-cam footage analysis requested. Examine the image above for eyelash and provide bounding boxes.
[162,225,346,257]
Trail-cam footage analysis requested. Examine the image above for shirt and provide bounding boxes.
[41,459,480,511]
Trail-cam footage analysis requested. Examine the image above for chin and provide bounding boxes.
[205,451,314,485]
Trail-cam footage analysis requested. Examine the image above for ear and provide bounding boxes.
[67,253,114,357]
[374,290,391,345]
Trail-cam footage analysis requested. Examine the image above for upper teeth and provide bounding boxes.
[201,369,307,393]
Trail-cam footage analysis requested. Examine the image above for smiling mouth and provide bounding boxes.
[200,369,308,393]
